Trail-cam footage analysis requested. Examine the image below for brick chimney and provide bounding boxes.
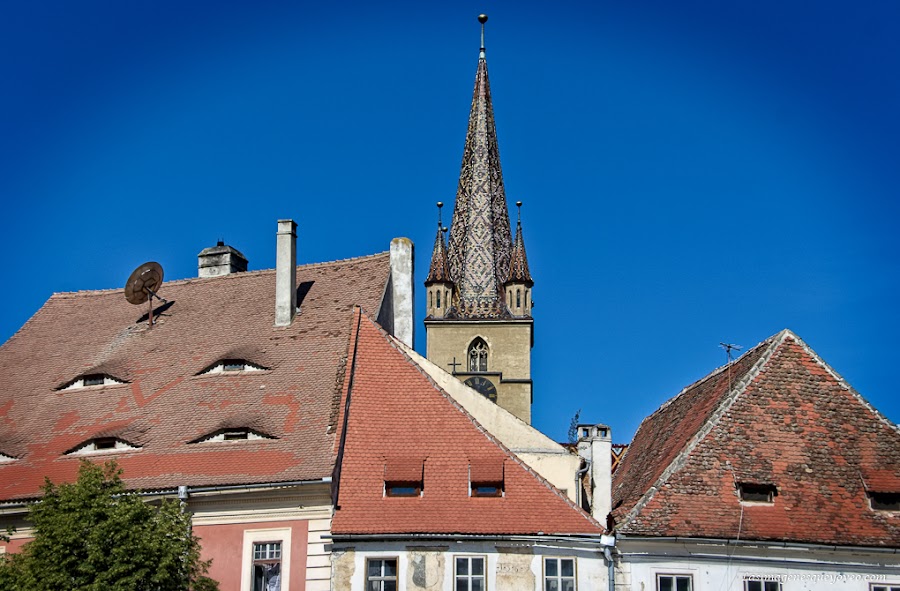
[197,241,248,278]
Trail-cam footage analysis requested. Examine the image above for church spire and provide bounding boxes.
[426,202,451,284]
[507,202,533,286]
[446,13,514,318]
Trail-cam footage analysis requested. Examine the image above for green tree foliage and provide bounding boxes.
[0,460,218,591]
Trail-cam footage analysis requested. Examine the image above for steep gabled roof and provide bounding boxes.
[331,311,603,536]
[0,253,391,500]
[612,329,900,547]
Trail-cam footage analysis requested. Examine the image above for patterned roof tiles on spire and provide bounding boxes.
[446,47,513,319]
[425,224,451,285]
[507,216,533,286]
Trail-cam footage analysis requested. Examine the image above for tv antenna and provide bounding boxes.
[720,342,742,364]
[125,262,167,327]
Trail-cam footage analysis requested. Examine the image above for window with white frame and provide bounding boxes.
[744,578,781,591]
[871,585,900,591]
[657,574,692,591]
[252,542,281,591]
[455,556,485,591]
[241,528,291,591]
[544,557,575,591]
[366,558,397,591]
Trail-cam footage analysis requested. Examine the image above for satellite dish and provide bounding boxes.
[125,262,166,326]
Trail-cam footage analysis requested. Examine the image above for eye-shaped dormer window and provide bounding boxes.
[197,359,267,375]
[191,428,276,444]
[66,438,141,456]
[0,452,17,463]
[58,374,128,391]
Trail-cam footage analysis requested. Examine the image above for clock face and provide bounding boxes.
[464,376,497,402]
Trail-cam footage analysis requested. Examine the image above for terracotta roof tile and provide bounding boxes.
[0,253,391,500]
[612,329,900,547]
[331,311,603,536]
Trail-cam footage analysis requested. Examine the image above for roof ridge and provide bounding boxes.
[359,313,604,533]
[47,251,392,298]
[617,330,787,530]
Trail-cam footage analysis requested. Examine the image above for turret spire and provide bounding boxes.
[426,202,451,284]
[507,201,533,286]
[445,13,514,318]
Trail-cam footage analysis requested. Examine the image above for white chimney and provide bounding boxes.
[197,241,248,278]
[275,220,297,327]
[389,237,415,348]
[577,423,613,522]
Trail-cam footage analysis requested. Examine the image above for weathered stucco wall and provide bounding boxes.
[332,541,609,591]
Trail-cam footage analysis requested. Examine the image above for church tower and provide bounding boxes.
[425,14,535,424]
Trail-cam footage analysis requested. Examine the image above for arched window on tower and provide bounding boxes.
[516,289,521,307]
[468,338,488,372]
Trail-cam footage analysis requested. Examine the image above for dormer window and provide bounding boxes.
[738,482,777,504]
[67,438,140,455]
[198,359,267,375]
[383,458,424,498]
[58,374,127,390]
[469,460,504,498]
[192,428,275,443]
[0,452,17,463]
[869,492,900,511]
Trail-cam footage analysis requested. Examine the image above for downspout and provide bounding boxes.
[603,544,615,591]
[575,459,591,510]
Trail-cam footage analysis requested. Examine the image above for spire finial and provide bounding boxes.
[437,201,444,228]
[478,14,488,58]
[516,200,522,224]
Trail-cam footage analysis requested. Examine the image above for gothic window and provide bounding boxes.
[516,289,521,307]
[437,290,442,309]
[429,291,433,308]
[468,338,488,372]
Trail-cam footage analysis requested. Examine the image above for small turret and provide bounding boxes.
[425,202,454,319]
[505,201,533,317]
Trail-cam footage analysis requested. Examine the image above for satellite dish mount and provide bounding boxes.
[125,262,167,327]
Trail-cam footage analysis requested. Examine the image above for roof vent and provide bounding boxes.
[198,241,248,278]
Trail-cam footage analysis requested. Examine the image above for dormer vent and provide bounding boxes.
[197,359,267,375]
[0,452,17,463]
[198,241,248,278]
[58,374,128,391]
[192,428,276,443]
[66,438,141,455]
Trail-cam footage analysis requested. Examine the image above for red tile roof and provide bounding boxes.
[331,311,603,536]
[612,329,900,547]
[0,253,391,500]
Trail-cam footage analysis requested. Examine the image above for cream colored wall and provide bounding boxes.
[332,542,609,591]
[396,343,581,503]
[425,321,532,378]
[425,320,533,423]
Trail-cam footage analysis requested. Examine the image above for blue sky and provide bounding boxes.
[2,1,898,442]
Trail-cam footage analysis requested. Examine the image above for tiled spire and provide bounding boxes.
[446,17,513,318]
[426,203,451,284]
[507,202,533,286]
